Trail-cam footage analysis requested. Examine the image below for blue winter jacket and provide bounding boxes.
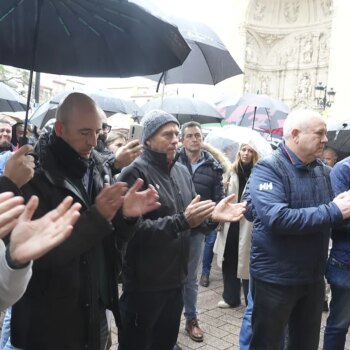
[249,143,343,285]
[329,157,350,265]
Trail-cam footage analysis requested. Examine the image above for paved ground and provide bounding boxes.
[109,261,350,350]
[1,261,349,349]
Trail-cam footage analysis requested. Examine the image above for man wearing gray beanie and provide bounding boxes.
[117,109,246,350]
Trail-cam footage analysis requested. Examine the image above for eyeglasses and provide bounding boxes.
[102,123,112,133]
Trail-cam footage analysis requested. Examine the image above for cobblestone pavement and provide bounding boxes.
[110,262,350,350]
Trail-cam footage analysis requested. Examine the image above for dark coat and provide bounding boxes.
[118,147,196,292]
[248,143,343,285]
[178,146,225,234]
[10,139,134,350]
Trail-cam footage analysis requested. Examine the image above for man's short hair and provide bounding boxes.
[283,109,324,139]
[0,118,12,127]
[180,121,202,138]
[55,92,98,124]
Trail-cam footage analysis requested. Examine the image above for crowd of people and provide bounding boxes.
[0,92,349,350]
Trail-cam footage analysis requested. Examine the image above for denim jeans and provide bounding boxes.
[201,230,217,276]
[324,257,350,350]
[183,232,205,321]
[250,278,324,350]
[239,279,253,350]
[0,308,22,350]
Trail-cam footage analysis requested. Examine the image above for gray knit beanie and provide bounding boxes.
[141,109,179,144]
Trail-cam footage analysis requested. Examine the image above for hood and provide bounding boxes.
[202,142,231,174]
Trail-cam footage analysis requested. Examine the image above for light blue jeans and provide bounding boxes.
[183,233,205,321]
[239,279,253,349]
[0,308,22,350]
[324,256,350,350]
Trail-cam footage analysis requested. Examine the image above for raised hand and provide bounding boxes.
[9,196,81,265]
[212,194,246,223]
[184,195,216,228]
[114,140,143,169]
[122,178,160,218]
[3,144,35,188]
[0,192,25,239]
[95,182,128,221]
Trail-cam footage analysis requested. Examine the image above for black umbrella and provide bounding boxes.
[142,96,223,124]
[146,16,242,89]
[30,90,144,129]
[0,0,191,142]
[0,82,27,112]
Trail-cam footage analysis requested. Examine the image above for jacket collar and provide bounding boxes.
[142,147,178,173]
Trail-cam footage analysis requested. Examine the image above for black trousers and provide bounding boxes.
[222,222,248,306]
[118,287,183,350]
[250,278,324,350]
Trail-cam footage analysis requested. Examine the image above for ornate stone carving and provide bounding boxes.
[279,43,297,65]
[245,35,258,63]
[283,0,300,23]
[253,0,266,21]
[259,74,271,95]
[295,72,312,100]
[318,32,330,61]
[321,0,333,17]
[257,32,285,46]
[299,33,314,63]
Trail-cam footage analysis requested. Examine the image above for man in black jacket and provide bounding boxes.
[5,93,160,350]
[178,121,225,342]
[117,110,246,350]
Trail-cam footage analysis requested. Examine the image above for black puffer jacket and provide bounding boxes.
[178,145,225,234]
[118,147,196,292]
[10,136,134,350]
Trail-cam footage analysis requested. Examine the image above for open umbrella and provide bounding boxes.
[0,0,191,141]
[205,125,272,162]
[146,16,242,89]
[141,96,223,125]
[30,90,143,128]
[0,82,27,112]
[326,117,350,159]
[221,93,289,137]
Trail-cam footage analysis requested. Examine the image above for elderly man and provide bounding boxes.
[3,93,160,350]
[247,109,350,350]
[117,110,245,350]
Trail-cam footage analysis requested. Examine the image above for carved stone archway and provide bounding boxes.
[244,0,333,110]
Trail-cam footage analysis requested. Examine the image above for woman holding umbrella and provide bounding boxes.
[214,143,259,308]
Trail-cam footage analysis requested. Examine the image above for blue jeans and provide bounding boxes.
[201,230,217,276]
[239,279,253,350]
[0,308,22,350]
[183,233,205,321]
[324,257,350,350]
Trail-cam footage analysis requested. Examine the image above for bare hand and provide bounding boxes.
[212,194,246,223]
[3,144,35,188]
[9,196,81,265]
[95,182,128,221]
[0,192,25,239]
[123,178,161,218]
[184,195,216,228]
[114,140,142,169]
[333,191,350,219]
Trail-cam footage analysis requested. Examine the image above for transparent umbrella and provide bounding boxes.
[205,125,273,162]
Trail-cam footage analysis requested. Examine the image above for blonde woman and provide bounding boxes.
[214,143,259,308]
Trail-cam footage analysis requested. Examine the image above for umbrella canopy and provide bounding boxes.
[107,113,135,132]
[146,16,242,87]
[30,90,143,128]
[0,0,190,78]
[0,0,191,141]
[141,96,223,125]
[0,82,27,112]
[205,125,273,162]
[326,117,350,158]
[221,93,289,137]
